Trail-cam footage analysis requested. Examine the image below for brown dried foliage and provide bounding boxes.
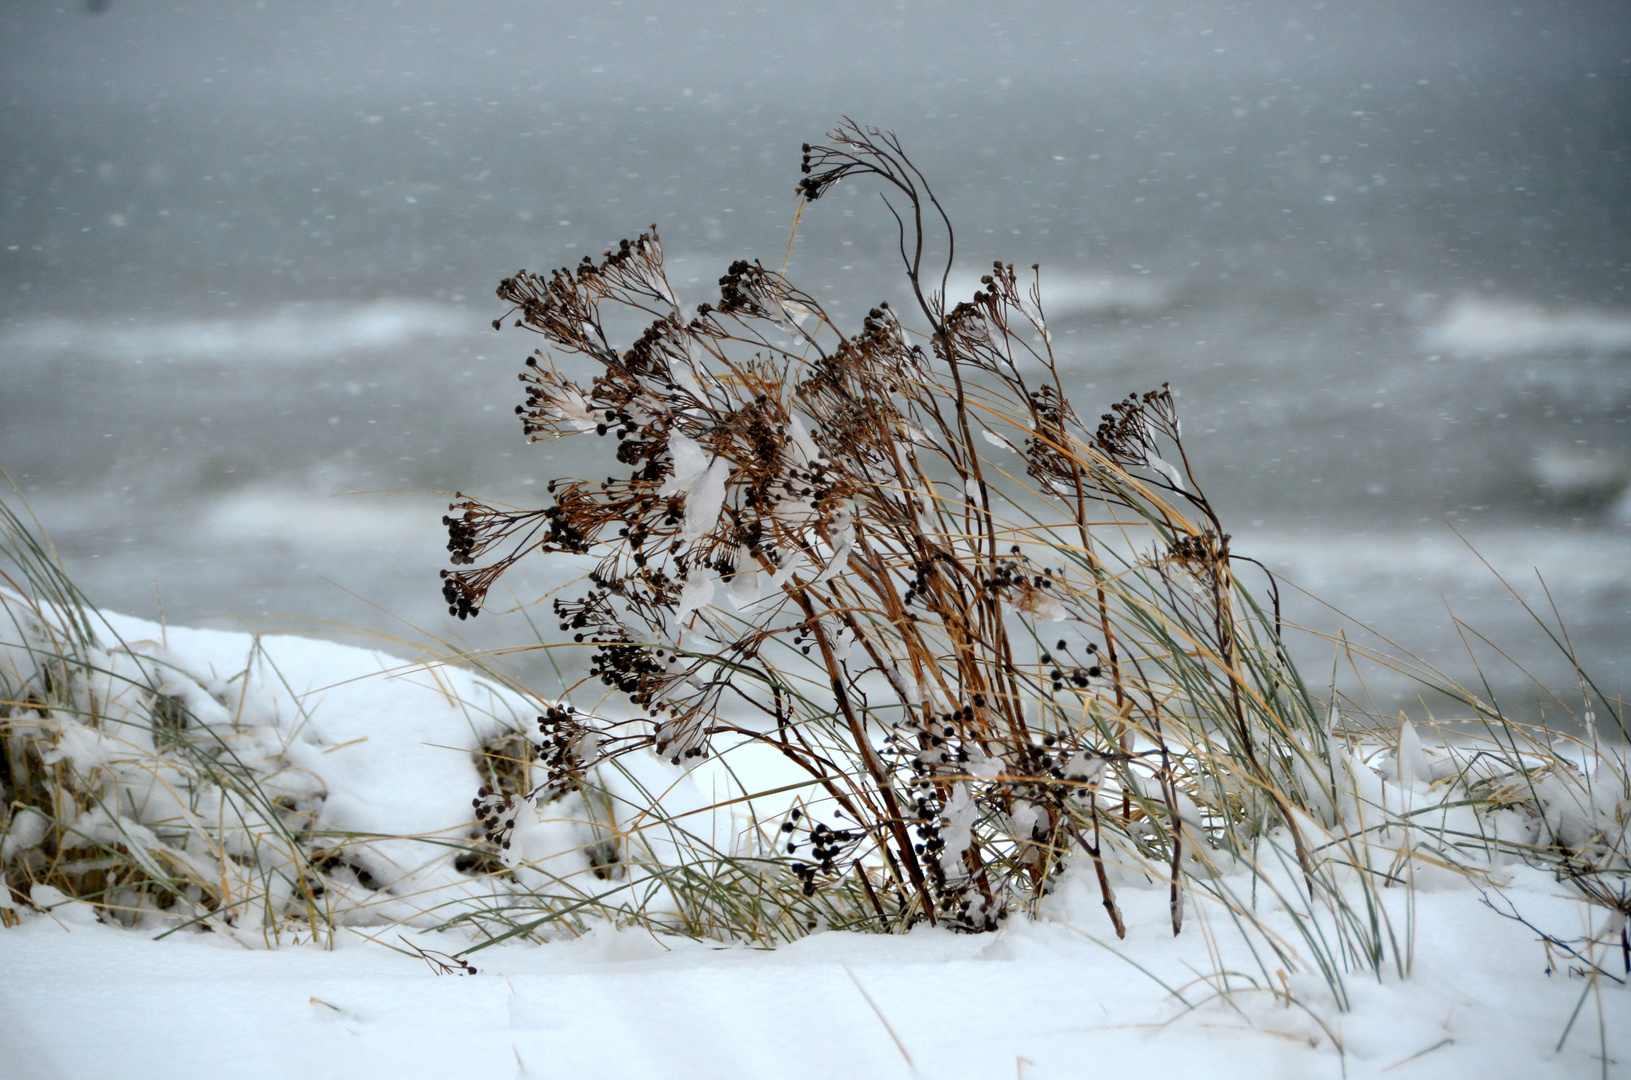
[439,120,1326,936]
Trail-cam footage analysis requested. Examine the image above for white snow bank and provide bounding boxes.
[3,603,1627,1078]
[0,597,546,936]
[0,594,734,943]
[0,863,1622,1080]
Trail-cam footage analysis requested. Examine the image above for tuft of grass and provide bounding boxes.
[0,494,341,942]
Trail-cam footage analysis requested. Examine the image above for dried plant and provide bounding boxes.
[438,120,1371,955]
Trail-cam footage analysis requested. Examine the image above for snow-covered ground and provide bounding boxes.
[1,864,1620,1079]
[1,607,1626,1079]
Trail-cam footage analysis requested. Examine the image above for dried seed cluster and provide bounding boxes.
[780,809,864,896]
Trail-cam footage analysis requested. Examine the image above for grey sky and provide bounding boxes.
[4,1,1626,113]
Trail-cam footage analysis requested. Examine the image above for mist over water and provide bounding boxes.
[3,2,1628,722]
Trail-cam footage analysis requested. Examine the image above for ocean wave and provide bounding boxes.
[1530,445,1631,499]
[945,270,1171,318]
[1419,295,1631,359]
[200,488,437,546]
[1244,528,1631,598]
[2,299,481,364]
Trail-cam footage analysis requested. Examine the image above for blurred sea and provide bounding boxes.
[1,3,1627,723]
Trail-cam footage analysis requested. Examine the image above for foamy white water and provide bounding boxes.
[1249,528,1631,597]
[4,300,479,365]
[946,270,1173,318]
[1419,294,1631,360]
